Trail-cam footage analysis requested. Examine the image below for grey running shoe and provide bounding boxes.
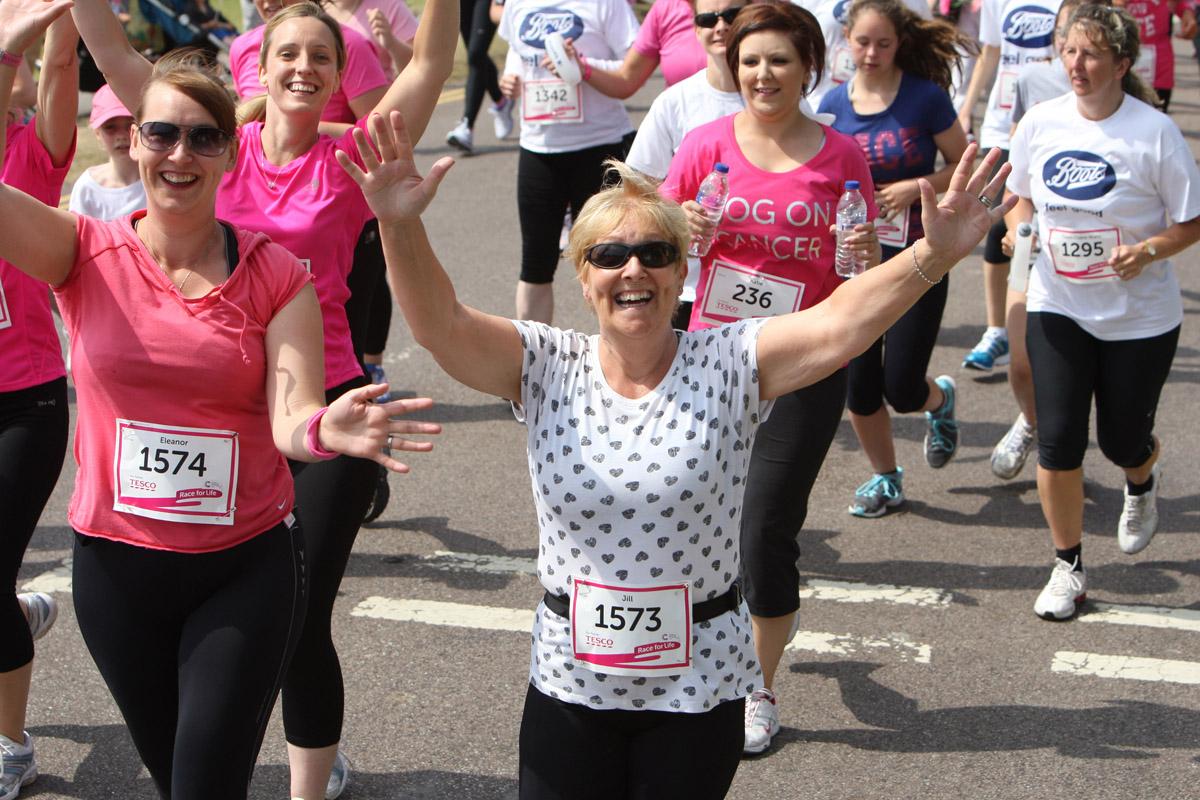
[325,749,351,800]
[924,375,958,468]
[848,468,905,518]
[0,732,37,800]
[17,593,57,642]
[991,413,1036,480]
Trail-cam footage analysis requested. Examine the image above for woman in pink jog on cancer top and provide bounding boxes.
[70,0,458,796]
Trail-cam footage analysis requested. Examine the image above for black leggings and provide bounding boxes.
[983,149,1011,264]
[72,519,306,800]
[518,683,744,800]
[0,377,68,672]
[282,376,378,748]
[847,271,948,415]
[344,219,391,360]
[740,368,847,618]
[1157,87,1172,113]
[461,0,502,126]
[1025,312,1179,471]
[517,133,635,284]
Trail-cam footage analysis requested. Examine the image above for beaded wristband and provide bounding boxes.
[579,54,592,81]
[911,241,941,285]
[0,49,22,69]
[304,407,338,460]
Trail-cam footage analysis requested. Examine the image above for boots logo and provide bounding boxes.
[1002,7,1056,48]
[833,0,851,24]
[519,9,584,47]
[1042,152,1116,199]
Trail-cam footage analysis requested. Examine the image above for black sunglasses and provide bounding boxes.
[694,6,745,28]
[137,121,233,157]
[584,241,680,270]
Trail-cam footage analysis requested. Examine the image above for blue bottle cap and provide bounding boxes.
[714,162,730,173]
[845,180,860,190]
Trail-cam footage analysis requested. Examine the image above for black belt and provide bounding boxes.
[542,583,742,622]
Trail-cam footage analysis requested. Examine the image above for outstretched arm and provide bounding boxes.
[337,111,524,401]
[0,0,78,286]
[35,10,79,165]
[757,145,1017,400]
[367,0,457,144]
[71,0,152,113]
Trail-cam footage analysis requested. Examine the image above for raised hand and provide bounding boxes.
[336,111,455,225]
[0,0,75,55]
[918,144,1017,265]
[320,385,442,473]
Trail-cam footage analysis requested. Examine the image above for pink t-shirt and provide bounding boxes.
[633,0,706,86]
[0,120,74,393]
[335,0,420,76]
[661,114,877,331]
[216,121,373,389]
[56,213,312,553]
[229,23,390,123]
[1125,0,1193,88]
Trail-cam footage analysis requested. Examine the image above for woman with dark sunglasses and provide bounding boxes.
[340,106,1010,799]
[659,0,879,755]
[0,5,77,797]
[0,8,441,797]
[68,0,456,797]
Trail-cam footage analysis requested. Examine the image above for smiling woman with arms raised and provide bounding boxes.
[337,108,1012,799]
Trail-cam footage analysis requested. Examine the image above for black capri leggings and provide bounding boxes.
[740,368,847,618]
[1025,311,1179,472]
[0,377,68,673]
[518,683,744,800]
[982,149,1011,265]
[72,518,306,800]
[461,0,502,126]
[282,375,379,748]
[847,267,948,416]
[344,219,391,360]
[517,132,636,284]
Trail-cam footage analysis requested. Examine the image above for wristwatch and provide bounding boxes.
[0,49,22,69]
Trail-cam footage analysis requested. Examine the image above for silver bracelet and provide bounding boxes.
[911,241,941,285]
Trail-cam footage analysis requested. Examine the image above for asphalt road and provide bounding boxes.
[19,43,1200,800]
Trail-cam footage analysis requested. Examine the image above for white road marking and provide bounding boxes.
[1051,651,1200,685]
[1081,602,1200,633]
[352,596,534,632]
[421,551,950,607]
[22,560,72,594]
[787,631,933,664]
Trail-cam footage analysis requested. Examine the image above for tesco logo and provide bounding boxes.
[519,9,584,47]
[1002,6,1056,48]
[1042,151,1116,200]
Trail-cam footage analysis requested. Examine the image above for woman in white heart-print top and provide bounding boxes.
[1006,3,1200,622]
[342,97,1013,794]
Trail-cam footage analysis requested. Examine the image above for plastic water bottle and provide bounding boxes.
[835,181,868,278]
[688,163,730,258]
[1008,222,1034,293]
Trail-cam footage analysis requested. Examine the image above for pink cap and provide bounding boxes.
[89,84,134,129]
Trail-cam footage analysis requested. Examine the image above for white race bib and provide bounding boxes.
[570,579,692,676]
[698,260,806,327]
[1133,45,1156,84]
[522,78,584,124]
[998,70,1019,110]
[0,276,10,331]
[113,419,239,525]
[875,208,910,249]
[831,44,856,84]
[1047,227,1120,283]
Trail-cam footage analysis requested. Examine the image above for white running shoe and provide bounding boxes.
[446,117,473,154]
[991,413,1036,480]
[17,593,57,642]
[325,749,351,800]
[488,97,514,140]
[743,687,780,755]
[1118,463,1161,555]
[1033,558,1087,621]
[0,731,37,800]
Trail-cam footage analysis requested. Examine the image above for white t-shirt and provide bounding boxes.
[67,168,147,221]
[978,0,1063,150]
[792,0,930,109]
[513,319,771,713]
[499,0,639,153]
[1008,93,1200,340]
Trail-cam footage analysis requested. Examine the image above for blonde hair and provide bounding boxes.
[564,160,690,283]
[1066,3,1159,107]
[236,1,348,125]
